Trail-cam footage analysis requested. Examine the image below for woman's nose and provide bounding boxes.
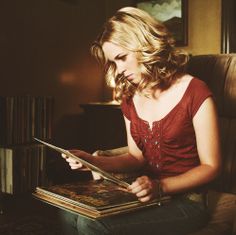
[117,67,126,76]
[116,62,126,75]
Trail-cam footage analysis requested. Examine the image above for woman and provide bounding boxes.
[61,7,221,235]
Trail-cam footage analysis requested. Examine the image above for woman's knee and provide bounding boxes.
[77,215,110,235]
[57,209,78,235]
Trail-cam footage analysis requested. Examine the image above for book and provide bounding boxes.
[33,138,130,188]
[33,180,170,219]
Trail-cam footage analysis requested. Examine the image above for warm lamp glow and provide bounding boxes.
[60,71,77,85]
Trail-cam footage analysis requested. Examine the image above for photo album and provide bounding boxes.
[33,138,170,219]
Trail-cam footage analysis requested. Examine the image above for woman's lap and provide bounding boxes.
[76,197,209,235]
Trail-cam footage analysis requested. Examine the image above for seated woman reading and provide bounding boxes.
[60,6,221,235]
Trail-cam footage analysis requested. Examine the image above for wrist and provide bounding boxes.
[158,180,164,194]
[155,179,164,205]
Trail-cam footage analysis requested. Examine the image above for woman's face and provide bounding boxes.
[102,42,142,84]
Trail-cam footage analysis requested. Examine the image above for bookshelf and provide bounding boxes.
[0,96,54,197]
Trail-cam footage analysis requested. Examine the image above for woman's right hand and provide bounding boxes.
[61,149,91,171]
[62,149,104,179]
[61,154,81,170]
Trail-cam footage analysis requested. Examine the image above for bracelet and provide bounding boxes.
[157,180,163,206]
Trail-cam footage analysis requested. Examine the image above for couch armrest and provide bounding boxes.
[190,191,236,235]
[233,213,236,235]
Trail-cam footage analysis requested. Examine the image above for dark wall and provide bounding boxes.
[0,0,135,182]
[0,0,107,147]
[0,0,136,149]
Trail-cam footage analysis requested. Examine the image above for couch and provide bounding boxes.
[187,54,236,235]
[94,54,236,235]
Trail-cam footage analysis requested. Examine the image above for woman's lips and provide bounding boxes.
[125,74,133,80]
[115,73,135,86]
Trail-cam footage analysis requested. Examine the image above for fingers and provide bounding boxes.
[138,195,153,202]
[91,171,103,180]
[69,161,83,170]
[66,157,83,169]
[128,176,156,202]
[92,150,103,156]
[61,153,68,159]
[61,153,83,170]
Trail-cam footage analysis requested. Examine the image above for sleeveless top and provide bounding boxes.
[120,78,213,179]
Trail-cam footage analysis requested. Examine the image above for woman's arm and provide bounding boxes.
[130,97,222,202]
[160,97,221,194]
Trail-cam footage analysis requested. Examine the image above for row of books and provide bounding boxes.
[0,96,53,146]
[0,144,49,194]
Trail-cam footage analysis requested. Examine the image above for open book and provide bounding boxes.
[33,180,170,219]
[33,138,171,218]
[34,137,130,188]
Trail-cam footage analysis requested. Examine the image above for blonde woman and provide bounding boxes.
[61,7,221,235]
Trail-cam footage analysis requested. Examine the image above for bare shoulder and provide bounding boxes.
[170,73,194,93]
[177,74,194,86]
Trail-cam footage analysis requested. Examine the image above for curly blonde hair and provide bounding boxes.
[91,7,188,101]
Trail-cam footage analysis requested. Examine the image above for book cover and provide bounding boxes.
[33,180,170,219]
[33,138,130,188]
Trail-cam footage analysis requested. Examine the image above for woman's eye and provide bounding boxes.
[118,55,127,61]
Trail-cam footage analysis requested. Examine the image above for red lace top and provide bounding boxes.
[121,78,213,179]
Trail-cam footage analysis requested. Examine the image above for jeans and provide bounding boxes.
[57,197,209,235]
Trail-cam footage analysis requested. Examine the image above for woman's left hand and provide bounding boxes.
[128,176,159,202]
